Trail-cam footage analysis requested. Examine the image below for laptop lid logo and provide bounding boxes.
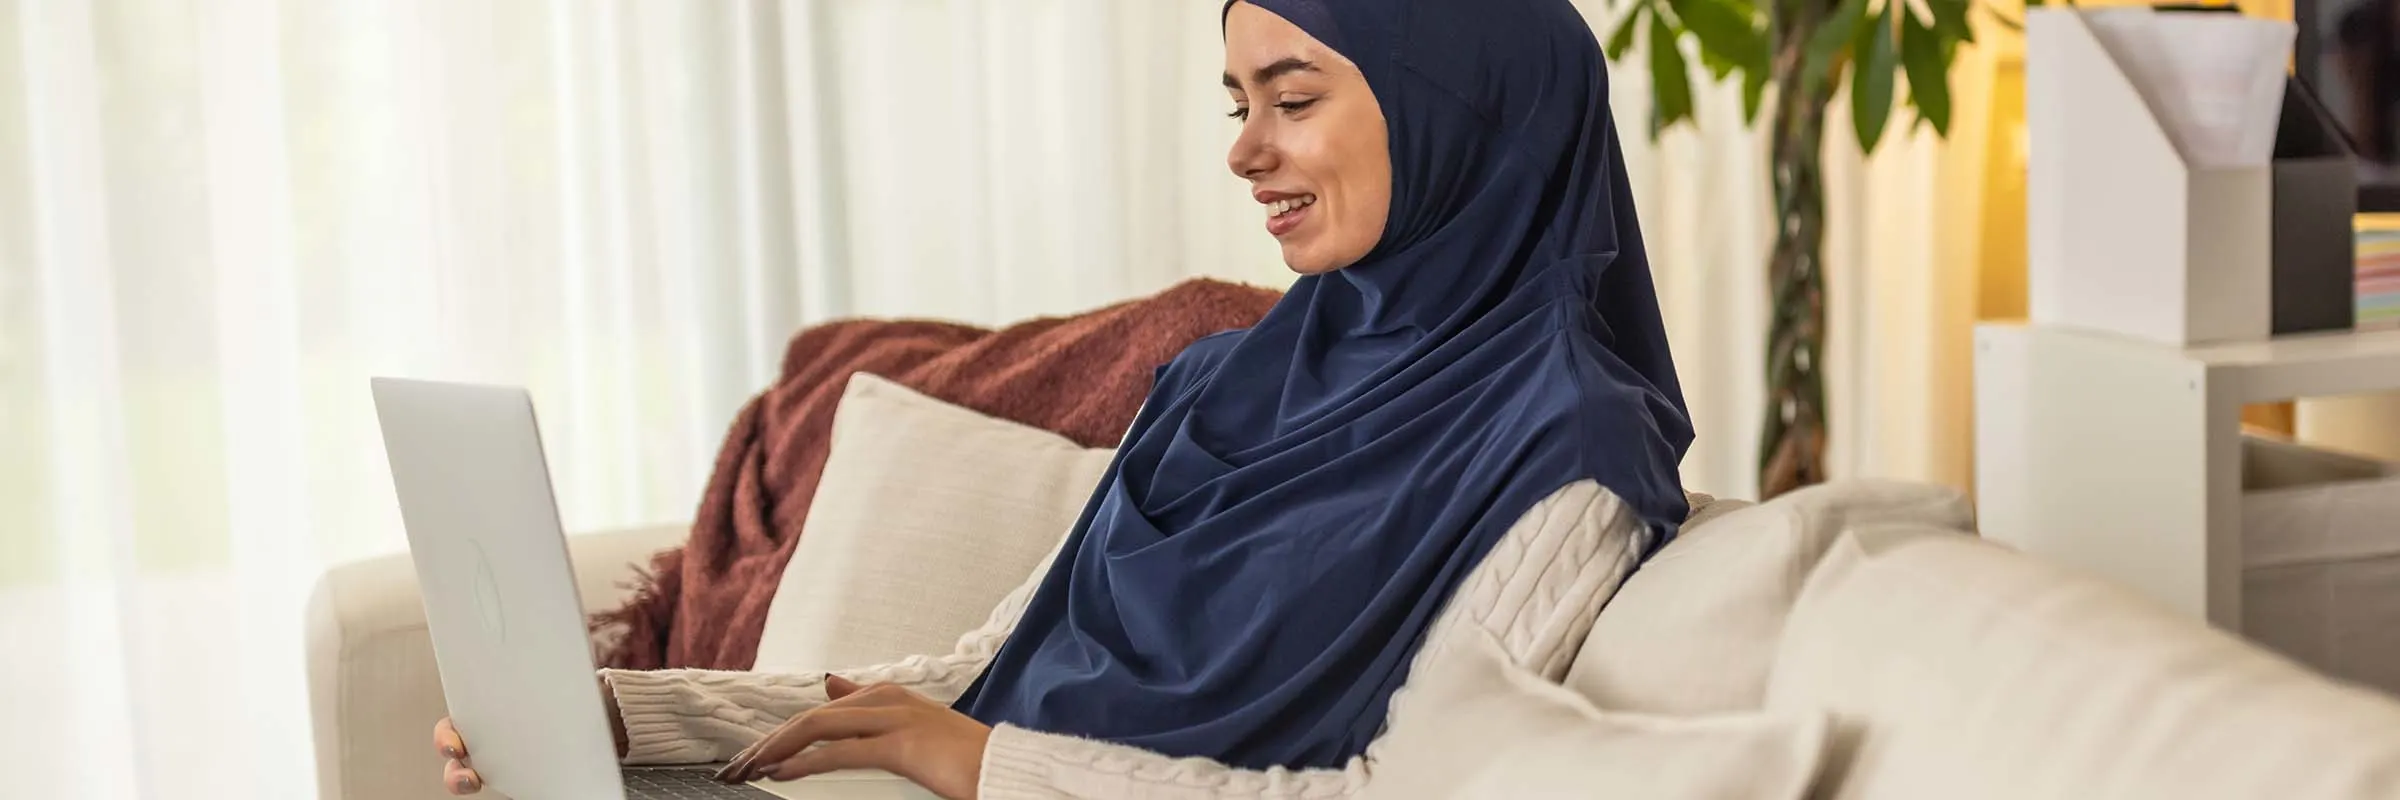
[471,540,508,642]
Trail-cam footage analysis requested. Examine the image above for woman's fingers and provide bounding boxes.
[443,757,483,795]
[719,713,804,782]
[720,713,808,781]
[817,682,913,711]
[718,680,907,778]
[723,679,841,772]
[757,738,885,783]
[720,707,901,783]
[436,718,478,794]
[434,717,467,759]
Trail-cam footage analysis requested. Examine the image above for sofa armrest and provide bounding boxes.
[307,524,687,800]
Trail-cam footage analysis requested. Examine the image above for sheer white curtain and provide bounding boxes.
[0,0,1940,797]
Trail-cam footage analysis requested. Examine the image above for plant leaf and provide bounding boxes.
[1802,0,1870,92]
[1901,10,1952,136]
[1668,0,1766,80]
[1743,66,1769,124]
[1606,3,1646,61]
[1851,5,1897,152]
[1927,0,1973,44]
[1649,15,1697,135]
[1701,47,1740,80]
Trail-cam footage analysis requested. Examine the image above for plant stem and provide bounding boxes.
[1760,0,1838,497]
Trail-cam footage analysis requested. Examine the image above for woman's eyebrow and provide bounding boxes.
[1221,57,1320,90]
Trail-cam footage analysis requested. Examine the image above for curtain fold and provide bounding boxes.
[0,1,1952,797]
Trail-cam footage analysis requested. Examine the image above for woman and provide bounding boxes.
[436,0,1690,796]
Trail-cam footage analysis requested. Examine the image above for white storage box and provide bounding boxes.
[2026,10,2277,346]
[2242,436,2400,695]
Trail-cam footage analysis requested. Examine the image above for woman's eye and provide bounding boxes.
[1227,99,1315,122]
[1274,99,1318,115]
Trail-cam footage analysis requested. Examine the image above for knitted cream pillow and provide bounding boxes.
[751,372,1115,672]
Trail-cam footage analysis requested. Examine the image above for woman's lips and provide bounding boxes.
[1265,195,1316,238]
[1266,204,1311,237]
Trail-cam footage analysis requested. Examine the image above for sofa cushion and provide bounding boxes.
[751,373,1113,673]
[1563,481,1973,714]
[1364,624,1829,800]
[1769,525,2400,800]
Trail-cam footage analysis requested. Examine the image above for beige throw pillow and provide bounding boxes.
[1563,481,1973,713]
[751,372,1115,673]
[1365,625,1828,800]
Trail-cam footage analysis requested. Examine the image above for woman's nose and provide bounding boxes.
[1227,127,1275,180]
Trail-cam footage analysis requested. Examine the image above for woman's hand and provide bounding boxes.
[433,676,627,795]
[714,675,991,800]
[433,716,483,795]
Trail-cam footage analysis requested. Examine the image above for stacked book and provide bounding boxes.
[2359,228,2400,331]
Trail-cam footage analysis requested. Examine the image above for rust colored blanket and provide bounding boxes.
[595,279,1283,670]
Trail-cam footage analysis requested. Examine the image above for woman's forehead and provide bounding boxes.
[1223,3,1356,85]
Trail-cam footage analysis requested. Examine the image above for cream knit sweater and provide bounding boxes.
[599,479,1645,799]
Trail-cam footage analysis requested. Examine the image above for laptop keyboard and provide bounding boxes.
[622,767,781,799]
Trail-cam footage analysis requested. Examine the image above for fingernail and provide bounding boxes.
[443,746,460,759]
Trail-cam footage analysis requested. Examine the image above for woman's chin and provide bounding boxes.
[1279,247,1346,276]
[1276,230,1375,275]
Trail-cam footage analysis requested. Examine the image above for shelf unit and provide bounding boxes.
[1973,323,2400,630]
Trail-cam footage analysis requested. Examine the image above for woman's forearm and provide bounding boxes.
[602,537,1055,765]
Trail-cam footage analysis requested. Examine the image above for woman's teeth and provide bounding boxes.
[1267,195,1317,217]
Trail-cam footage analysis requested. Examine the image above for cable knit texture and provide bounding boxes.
[602,480,1644,798]
[603,538,1046,765]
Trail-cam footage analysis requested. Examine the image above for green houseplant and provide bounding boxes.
[1606,0,1993,496]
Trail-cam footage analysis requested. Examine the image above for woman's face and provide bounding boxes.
[1223,2,1392,275]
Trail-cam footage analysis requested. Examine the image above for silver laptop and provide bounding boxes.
[373,378,778,799]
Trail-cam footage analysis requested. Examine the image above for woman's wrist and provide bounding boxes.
[602,674,629,759]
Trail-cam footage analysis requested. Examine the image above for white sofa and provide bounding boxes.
[308,485,2400,800]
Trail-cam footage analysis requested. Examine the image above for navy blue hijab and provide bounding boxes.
[952,0,1691,770]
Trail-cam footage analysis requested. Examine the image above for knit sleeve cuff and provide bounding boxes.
[977,724,1062,800]
[600,668,785,765]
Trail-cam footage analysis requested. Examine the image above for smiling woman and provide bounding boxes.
[1218,8,1393,275]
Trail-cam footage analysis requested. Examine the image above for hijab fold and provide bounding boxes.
[952,0,1691,769]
